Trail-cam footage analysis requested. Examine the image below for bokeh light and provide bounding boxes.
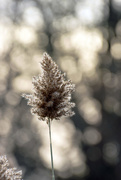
[103,142,120,164]
[0,0,121,179]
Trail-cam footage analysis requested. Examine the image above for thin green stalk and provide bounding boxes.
[48,118,55,180]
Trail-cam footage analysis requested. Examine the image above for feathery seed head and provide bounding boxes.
[22,52,75,123]
[0,155,22,180]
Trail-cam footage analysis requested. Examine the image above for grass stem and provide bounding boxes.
[48,118,55,180]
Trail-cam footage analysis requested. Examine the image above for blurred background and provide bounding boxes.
[0,0,121,179]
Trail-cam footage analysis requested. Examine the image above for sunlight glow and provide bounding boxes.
[55,27,103,84]
[31,118,87,178]
[0,24,12,54]
[15,26,37,45]
[12,75,32,93]
[78,97,102,125]
[59,56,82,83]
[111,42,121,60]
[23,7,44,29]
[75,0,108,25]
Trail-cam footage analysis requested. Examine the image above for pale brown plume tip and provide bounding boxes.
[22,52,75,122]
